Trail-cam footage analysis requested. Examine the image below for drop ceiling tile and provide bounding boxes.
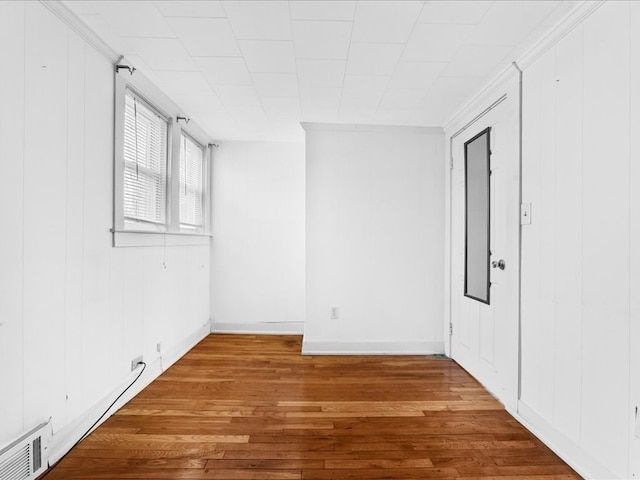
[224,1,292,40]
[373,108,414,124]
[229,106,268,124]
[297,59,346,87]
[442,45,513,77]
[509,24,550,60]
[124,38,197,71]
[403,23,474,61]
[238,122,271,138]
[154,71,214,95]
[251,73,299,97]
[238,40,296,73]
[379,89,427,109]
[341,75,388,111]
[201,118,242,140]
[262,97,302,120]
[342,75,390,98]
[172,94,225,116]
[155,1,225,17]
[340,97,380,113]
[195,57,253,85]
[79,14,132,54]
[418,1,493,25]
[289,0,357,21]
[388,61,447,89]
[214,85,262,106]
[292,21,352,60]
[339,105,378,122]
[93,1,175,38]
[347,43,403,75]
[300,87,341,119]
[351,1,423,43]
[125,54,167,89]
[408,108,443,126]
[464,0,559,46]
[165,17,240,56]
[415,76,482,122]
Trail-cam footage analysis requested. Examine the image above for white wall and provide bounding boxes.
[210,141,305,332]
[520,1,639,477]
[0,2,210,448]
[303,124,444,354]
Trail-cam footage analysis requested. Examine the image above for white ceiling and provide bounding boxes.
[64,0,580,142]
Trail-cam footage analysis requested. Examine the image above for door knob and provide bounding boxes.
[491,259,506,270]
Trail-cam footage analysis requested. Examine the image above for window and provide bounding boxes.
[179,133,204,231]
[113,66,212,246]
[123,90,168,229]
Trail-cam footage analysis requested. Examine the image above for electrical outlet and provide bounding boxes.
[330,306,339,320]
[156,342,162,353]
[131,355,143,372]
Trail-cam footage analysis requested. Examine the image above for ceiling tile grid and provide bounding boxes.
[64,0,577,141]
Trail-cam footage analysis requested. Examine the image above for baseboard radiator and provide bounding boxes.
[0,422,50,480]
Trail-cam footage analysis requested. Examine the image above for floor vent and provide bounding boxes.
[0,422,49,480]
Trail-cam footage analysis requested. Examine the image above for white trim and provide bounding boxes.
[517,0,605,70]
[39,0,119,63]
[113,231,211,248]
[509,401,619,480]
[445,67,518,134]
[211,321,304,335]
[47,322,211,466]
[162,322,211,368]
[300,122,442,135]
[301,340,445,356]
[444,1,604,133]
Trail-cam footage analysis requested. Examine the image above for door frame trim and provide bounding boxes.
[447,94,507,356]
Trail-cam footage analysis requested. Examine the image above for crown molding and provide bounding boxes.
[40,0,120,64]
[444,0,605,132]
[517,0,605,70]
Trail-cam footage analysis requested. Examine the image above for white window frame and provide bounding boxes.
[113,66,212,247]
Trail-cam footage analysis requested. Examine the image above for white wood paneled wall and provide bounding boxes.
[520,1,638,477]
[0,2,210,447]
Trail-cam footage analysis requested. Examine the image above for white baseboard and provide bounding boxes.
[508,400,618,480]
[47,321,211,466]
[210,321,304,335]
[301,340,445,355]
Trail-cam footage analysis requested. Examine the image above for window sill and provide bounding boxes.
[112,230,212,248]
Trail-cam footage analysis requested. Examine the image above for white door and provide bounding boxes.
[450,98,520,409]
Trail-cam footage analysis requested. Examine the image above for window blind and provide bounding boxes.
[123,90,168,226]
[179,133,204,230]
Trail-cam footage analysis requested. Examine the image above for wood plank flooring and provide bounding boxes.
[43,334,581,480]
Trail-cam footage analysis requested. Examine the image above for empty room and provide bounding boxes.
[0,0,638,479]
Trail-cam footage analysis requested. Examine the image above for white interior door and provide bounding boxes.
[450,98,520,408]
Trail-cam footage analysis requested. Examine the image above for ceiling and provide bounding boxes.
[64,0,580,142]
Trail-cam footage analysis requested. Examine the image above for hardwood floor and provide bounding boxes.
[43,334,580,479]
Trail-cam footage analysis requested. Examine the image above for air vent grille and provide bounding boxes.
[0,445,30,480]
[0,422,49,480]
[32,438,41,473]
